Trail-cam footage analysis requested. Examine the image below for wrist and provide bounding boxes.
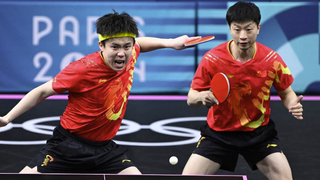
[3,115,12,124]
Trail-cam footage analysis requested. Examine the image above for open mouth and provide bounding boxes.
[114,60,125,68]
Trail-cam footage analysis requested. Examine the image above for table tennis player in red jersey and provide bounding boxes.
[182,2,303,180]
[0,10,199,174]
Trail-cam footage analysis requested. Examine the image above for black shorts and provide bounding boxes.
[193,120,282,172]
[27,124,135,173]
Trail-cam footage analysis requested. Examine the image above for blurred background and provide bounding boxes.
[0,0,319,95]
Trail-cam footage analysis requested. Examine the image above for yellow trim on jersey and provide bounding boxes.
[99,32,136,42]
[252,42,257,59]
[227,40,234,59]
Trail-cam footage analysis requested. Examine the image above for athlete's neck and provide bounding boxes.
[229,40,255,63]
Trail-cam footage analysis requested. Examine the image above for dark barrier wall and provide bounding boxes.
[0,1,319,94]
[0,96,319,179]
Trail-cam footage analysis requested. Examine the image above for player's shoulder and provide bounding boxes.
[133,43,141,55]
[64,51,101,71]
[256,42,278,55]
[211,41,229,51]
[255,42,284,62]
[78,51,101,65]
[204,41,230,58]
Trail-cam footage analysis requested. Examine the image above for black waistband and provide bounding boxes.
[56,124,113,147]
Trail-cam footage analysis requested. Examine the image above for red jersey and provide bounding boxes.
[191,40,293,131]
[52,44,140,141]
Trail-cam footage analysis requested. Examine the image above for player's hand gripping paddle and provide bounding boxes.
[184,35,215,47]
[210,72,230,104]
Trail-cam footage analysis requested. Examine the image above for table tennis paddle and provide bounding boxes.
[184,35,215,47]
[210,72,230,104]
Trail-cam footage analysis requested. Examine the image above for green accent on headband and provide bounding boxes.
[99,32,136,42]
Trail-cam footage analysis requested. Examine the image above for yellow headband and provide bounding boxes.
[99,32,136,42]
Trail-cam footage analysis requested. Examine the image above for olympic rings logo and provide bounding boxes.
[0,116,206,146]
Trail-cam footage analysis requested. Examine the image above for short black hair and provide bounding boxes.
[96,10,139,45]
[226,1,261,27]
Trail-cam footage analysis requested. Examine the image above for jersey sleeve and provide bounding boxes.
[52,61,86,93]
[191,53,212,91]
[272,55,294,91]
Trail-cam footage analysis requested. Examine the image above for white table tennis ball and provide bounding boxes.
[169,156,178,165]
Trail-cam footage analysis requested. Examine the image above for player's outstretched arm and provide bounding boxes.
[136,35,200,52]
[187,88,218,107]
[0,80,57,127]
[278,86,303,120]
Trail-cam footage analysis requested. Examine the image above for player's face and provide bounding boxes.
[229,21,261,51]
[99,37,134,71]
